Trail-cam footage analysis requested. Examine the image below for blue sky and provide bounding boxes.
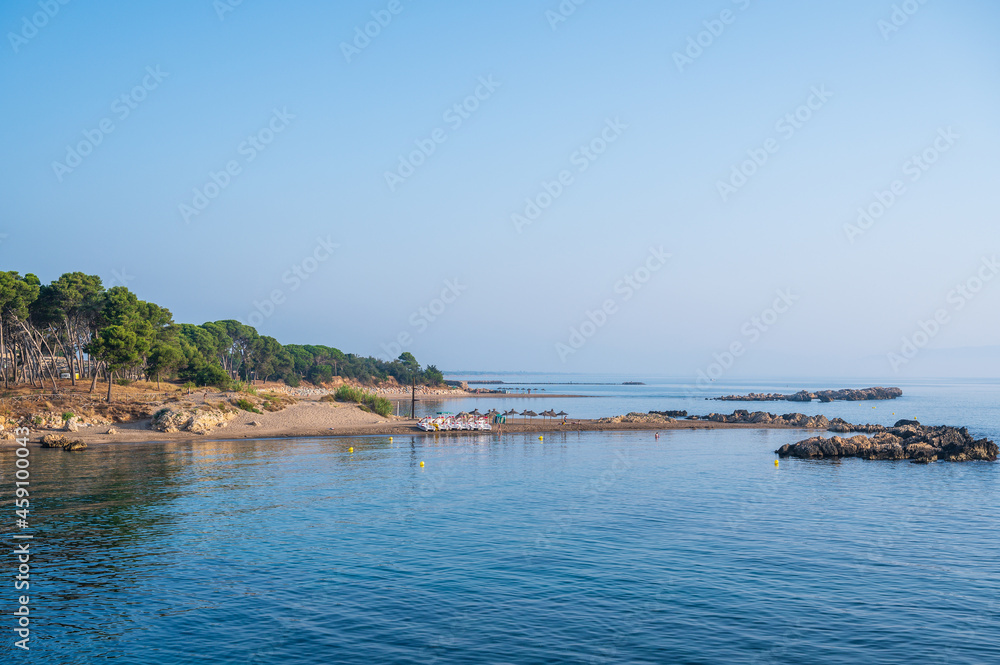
[2,0,998,379]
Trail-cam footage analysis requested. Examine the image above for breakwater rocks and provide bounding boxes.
[776,424,998,462]
[696,410,831,428]
[712,387,902,402]
[598,412,677,424]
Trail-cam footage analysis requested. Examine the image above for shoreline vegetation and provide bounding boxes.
[0,270,448,403]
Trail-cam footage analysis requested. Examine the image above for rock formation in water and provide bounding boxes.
[598,412,677,424]
[694,410,831,428]
[711,387,902,402]
[776,424,997,462]
[40,434,87,450]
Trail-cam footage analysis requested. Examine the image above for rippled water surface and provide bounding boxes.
[3,417,999,663]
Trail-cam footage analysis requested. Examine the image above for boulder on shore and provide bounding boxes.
[41,434,67,447]
[151,408,236,434]
[40,434,87,451]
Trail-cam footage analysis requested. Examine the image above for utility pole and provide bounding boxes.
[410,375,416,419]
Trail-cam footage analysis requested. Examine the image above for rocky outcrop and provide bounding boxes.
[25,411,114,430]
[698,410,830,429]
[776,425,997,462]
[712,387,902,402]
[41,434,68,447]
[827,418,885,434]
[597,412,677,424]
[649,410,687,418]
[151,408,236,434]
[40,434,87,451]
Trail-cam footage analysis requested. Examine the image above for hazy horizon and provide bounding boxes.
[4,1,998,380]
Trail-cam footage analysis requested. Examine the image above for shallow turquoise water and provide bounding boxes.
[3,425,998,663]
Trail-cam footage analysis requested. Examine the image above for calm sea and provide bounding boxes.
[2,378,998,663]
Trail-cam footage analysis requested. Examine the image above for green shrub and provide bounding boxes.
[61,412,74,422]
[333,385,392,417]
[153,408,169,419]
[116,378,131,386]
[234,398,262,414]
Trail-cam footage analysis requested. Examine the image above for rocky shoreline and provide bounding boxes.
[8,393,994,464]
[711,387,902,402]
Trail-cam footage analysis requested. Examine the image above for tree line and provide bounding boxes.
[0,271,445,401]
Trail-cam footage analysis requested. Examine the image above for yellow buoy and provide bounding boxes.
[348,447,353,453]
[419,461,425,467]
[774,459,779,467]
[539,435,543,441]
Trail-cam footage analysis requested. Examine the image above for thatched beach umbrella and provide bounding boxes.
[503,408,519,416]
[556,410,568,423]
[523,410,538,423]
[470,408,482,416]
